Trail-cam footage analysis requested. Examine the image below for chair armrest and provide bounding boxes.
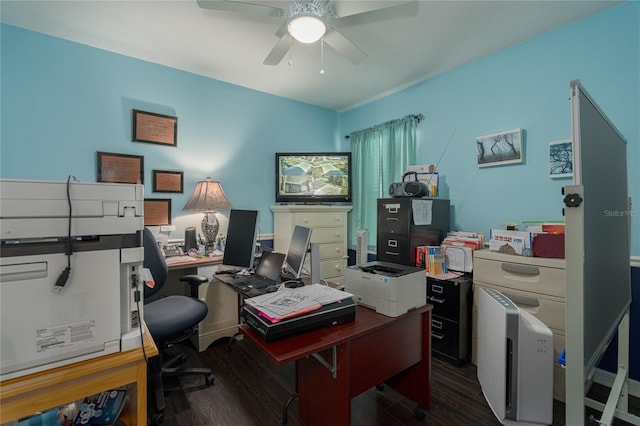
[179,275,209,298]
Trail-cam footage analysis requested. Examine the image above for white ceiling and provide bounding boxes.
[1,0,621,111]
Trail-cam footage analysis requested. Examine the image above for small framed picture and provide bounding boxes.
[97,151,144,184]
[549,139,573,178]
[132,109,177,147]
[152,170,183,193]
[144,198,172,226]
[476,128,524,167]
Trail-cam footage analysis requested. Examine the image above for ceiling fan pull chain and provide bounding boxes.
[288,34,294,66]
[320,36,325,75]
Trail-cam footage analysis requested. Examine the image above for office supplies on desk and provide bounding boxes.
[164,255,198,265]
[162,244,184,257]
[0,179,144,381]
[242,284,355,341]
[344,261,426,317]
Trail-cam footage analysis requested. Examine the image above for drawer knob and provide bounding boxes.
[429,296,445,304]
[502,292,540,307]
[432,332,445,340]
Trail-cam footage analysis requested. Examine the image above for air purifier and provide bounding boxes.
[477,288,553,426]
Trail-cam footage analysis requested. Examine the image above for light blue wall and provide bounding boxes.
[339,2,639,256]
[0,24,339,236]
[2,3,638,254]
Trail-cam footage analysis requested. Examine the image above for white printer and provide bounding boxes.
[0,179,145,380]
[344,261,426,317]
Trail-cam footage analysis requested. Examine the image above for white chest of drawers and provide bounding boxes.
[472,249,566,401]
[271,205,352,284]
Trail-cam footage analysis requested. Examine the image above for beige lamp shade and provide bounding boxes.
[184,177,233,249]
[183,177,233,211]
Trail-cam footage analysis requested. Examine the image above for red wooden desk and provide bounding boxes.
[239,304,432,425]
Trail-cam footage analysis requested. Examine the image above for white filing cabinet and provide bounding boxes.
[472,249,566,401]
[271,205,352,284]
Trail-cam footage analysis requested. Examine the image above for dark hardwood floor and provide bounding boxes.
[152,338,638,426]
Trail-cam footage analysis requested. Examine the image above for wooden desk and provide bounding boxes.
[240,305,432,425]
[0,327,158,425]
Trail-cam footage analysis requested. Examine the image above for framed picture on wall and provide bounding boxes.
[549,139,573,178]
[97,151,144,184]
[144,198,172,226]
[132,109,177,147]
[152,170,183,193]
[476,128,524,167]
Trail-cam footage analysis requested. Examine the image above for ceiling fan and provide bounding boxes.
[196,0,418,66]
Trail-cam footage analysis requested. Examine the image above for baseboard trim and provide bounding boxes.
[593,368,640,398]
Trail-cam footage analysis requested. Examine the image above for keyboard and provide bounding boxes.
[229,275,275,290]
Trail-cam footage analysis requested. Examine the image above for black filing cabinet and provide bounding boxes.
[427,275,472,366]
[377,198,450,266]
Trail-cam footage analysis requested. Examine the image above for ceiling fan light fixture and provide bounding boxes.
[288,14,326,44]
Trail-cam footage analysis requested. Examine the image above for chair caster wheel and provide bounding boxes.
[206,374,215,385]
[376,383,385,391]
[414,405,426,420]
[151,412,164,425]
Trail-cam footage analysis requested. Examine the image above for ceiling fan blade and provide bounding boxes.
[274,21,288,38]
[196,0,285,18]
[323,29,367,65]
[330,1,418,28]
[263,33,291,65]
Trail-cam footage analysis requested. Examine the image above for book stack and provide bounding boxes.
[428,246,447,276]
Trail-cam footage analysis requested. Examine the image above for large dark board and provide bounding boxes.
[569,80,631,375]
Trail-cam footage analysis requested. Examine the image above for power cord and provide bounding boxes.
[53,175,78,293]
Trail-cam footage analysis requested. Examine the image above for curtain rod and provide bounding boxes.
[344,113,423,139]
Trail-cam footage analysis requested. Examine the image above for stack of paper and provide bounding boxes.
[244,284,353,323]
[441,231,485,272]
[490,229,532,255]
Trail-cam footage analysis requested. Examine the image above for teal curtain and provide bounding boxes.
[348,115,417,252]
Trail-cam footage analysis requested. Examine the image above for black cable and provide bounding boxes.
[136,296,148,363]
[54,175,77,292]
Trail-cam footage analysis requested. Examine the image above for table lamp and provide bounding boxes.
[183,177,233,251]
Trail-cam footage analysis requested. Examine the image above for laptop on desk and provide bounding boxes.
[227,251,286,291]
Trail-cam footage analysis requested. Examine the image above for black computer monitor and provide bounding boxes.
[284,225,312,279]
[222,209,259,269]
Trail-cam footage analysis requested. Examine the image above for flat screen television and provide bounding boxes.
[275,152,352,203]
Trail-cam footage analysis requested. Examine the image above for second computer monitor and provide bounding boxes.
[284,225,312,279]
[222,209,259,269]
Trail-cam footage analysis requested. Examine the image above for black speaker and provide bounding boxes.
[184,227,197,252]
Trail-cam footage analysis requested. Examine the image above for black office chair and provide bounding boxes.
[142,228,214,425]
